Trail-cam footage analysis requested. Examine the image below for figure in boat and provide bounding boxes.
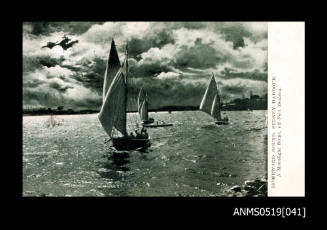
[135,127,149,139]
[98,39,151,151]
[199,74,229,125]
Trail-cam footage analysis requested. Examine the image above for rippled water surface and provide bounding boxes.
[23,110,267,197]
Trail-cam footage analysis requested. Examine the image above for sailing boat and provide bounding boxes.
[98,39,151,151]
[140,99,173,128]
[138,87,154,124]
[199,74,229,125]
[139,88,173,128]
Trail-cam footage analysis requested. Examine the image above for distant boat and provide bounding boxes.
[200,74,229,125]
[141,107,174,127]
[98,40,150,151]
[137,88,173,128]
[138,87,154,125]
[143,122,173,128]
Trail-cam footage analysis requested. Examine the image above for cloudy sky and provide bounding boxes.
[23,22,267,110]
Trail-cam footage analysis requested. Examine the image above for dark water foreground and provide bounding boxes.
[23,110,267,197]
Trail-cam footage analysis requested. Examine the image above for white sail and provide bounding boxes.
[138,87,146,114]
[98,69,127,137]
[211,94,221,120]
[140,100,149,121]
[199,75,218,116]
[103,40,121,101]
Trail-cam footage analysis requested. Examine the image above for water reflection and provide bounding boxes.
[109,152,130,170]
[98,152,129,176]
[97,151,131,196]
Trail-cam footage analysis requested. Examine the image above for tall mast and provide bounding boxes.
[124,42,128,136]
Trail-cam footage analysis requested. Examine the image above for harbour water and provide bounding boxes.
[23,110,267,197]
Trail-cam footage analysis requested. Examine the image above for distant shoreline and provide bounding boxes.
[22,107,267,116]
[23,94,267,116]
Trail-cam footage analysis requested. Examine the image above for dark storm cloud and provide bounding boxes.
[124,23,267,80]
[222,84,245,95]
[23,55,64,73]
[23,22,267,110]
[60,22,105,35]
[68,57,106,93]
[126,77,207,110]
[164,22,205,30]
[174,39,224,69]
[60,64,82,72]
[132,75,265,107]
[58,75,69,82]
[23,88,60,107]
[39,56,64,68]
[219,82,265,101]
[126,31,175,59]
[23,56,42,73]
[233,38,245,49]
[72,97,102,109]
[129,58,173,78]
[24,22,52,35]
[24,22,105,36]
[49,81,73,93]
[23,87,101,110]
[220,67,267,82]
[24,79,44,88]
[209,22,267,43]
[156,22,266,50]
[219,25,252,48]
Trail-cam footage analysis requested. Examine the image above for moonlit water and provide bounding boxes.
[23,110,267,197]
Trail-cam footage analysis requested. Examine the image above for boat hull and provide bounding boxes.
[112,137,151,151]
[143,123,173,128]
[142,118,154,124]
[215,120,229,125]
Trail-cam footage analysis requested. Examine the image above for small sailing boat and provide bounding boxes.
[139,93,173,128]
[98,40,151,151]
[200,74,229,125]
[143,121,173,128]
[137,87,173,128]
[141,107,174,127]
[138,87,154,125]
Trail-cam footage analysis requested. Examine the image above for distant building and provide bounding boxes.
[223,94,267,110]
[57,106,64,111]
[250,94,260,100]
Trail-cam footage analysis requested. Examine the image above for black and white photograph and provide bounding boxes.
[23,22,268,197]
